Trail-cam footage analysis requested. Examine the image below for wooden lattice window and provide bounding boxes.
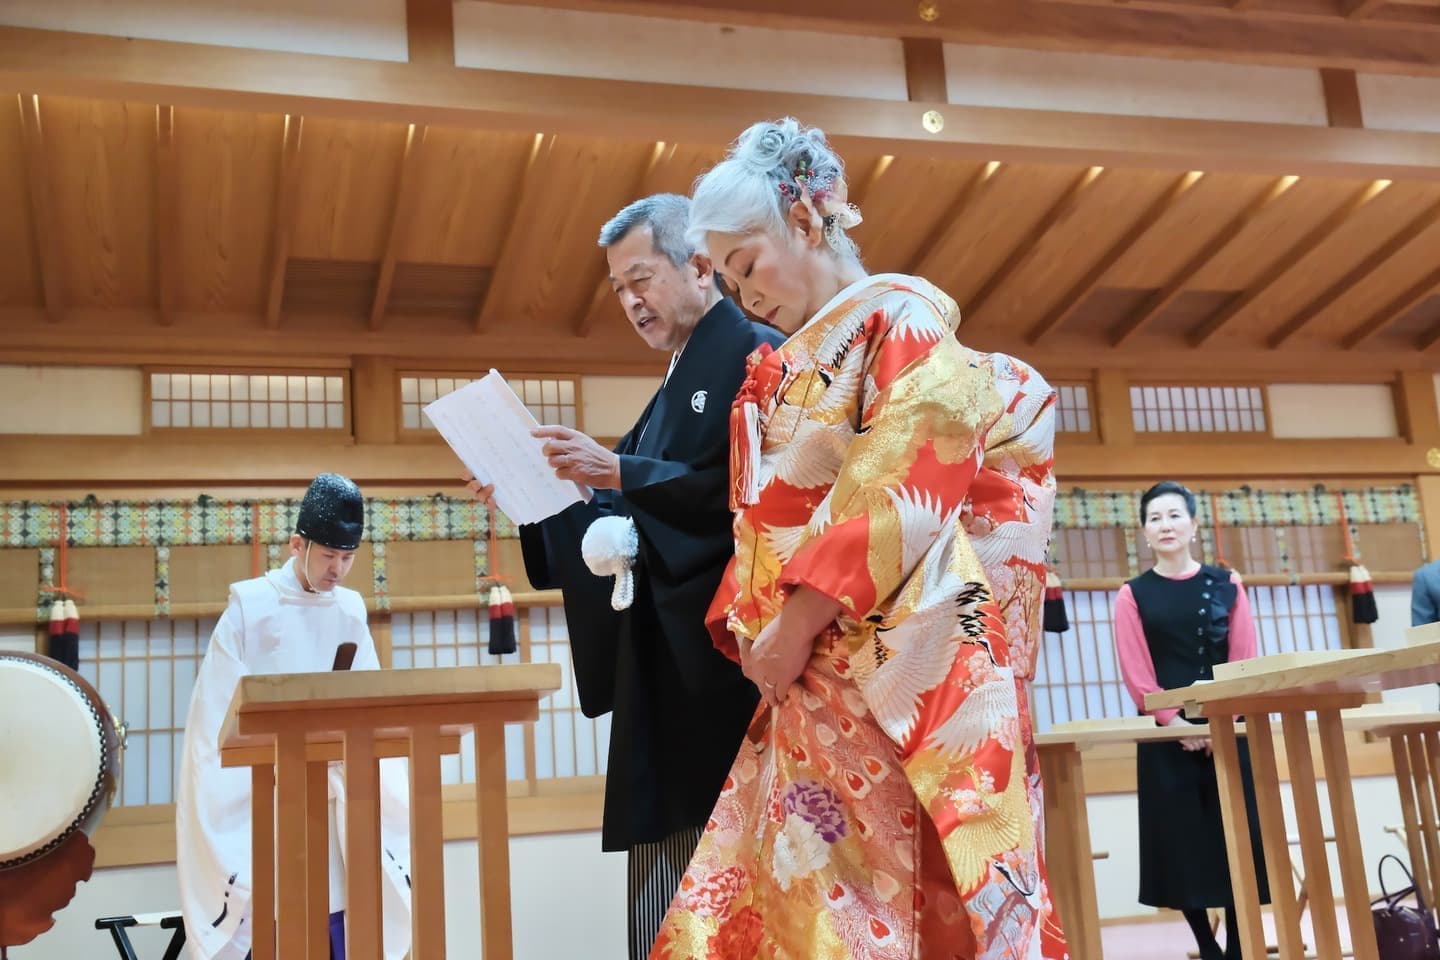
[1055,382,1095,435]
[1247,583,1345,658]
[1031,589,1127,732]
[1130,383,1268,434]
[76,617,211,806]
[390,605,604,785]
[399,373,580,433]
[148,370,348,432]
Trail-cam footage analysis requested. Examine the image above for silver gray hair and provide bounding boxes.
[687,117,860,263]
[597,193,694,267]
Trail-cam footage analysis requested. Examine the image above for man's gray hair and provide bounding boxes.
[597,193,695,268]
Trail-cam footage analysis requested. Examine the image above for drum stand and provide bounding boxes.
[95,913,186,960]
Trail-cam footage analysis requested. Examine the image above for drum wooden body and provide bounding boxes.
[0,651,121,948]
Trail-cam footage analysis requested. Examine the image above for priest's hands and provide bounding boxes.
[533,426,622,490]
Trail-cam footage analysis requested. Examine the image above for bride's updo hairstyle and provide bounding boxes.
[687,117,863,264]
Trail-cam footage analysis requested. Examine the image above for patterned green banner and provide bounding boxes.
[0,495,506,549]
[1053,485,1419,530]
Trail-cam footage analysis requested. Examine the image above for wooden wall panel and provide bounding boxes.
[66,546,156,606]
[0,548,39,614]
[168,544,250,606]
[385,540,475,598]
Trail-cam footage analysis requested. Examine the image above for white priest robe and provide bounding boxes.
[175,558,413,960]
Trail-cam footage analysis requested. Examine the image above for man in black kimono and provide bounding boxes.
[467,194,783,959]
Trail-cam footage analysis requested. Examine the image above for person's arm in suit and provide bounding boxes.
[1413,564,1440,627]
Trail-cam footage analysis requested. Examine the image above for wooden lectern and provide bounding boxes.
[219,663,561,960]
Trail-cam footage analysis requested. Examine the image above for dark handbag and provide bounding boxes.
[1373,854,1440,959]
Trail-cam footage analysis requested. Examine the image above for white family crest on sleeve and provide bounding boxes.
[690,390,707,413]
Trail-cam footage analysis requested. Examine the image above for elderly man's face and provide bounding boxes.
[606,226,710,353]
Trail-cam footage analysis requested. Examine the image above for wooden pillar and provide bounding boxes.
[1093,369,1135,447]
[351,356,399,445]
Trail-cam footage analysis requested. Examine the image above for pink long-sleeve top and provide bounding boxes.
[1114,568,1258,726]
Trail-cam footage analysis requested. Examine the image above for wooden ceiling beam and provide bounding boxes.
[475,133,553,334]
[965,165,1107,321]
[1109,175,1297,346]
[1415,275,1440,348]
[370,123,427,331]
[908,162,1007,279]
[154,105,180,327]
[1189,178,1390,346]
[16,94,65,323]
[1028,170,1202,345]
[1271,197,1440,348]
[6,27,1440,181]
[1358,265,1440,348]
[264,114,304,330]
[7,306,1440,377]
[573,140,674,338]
[469,0,1440,73]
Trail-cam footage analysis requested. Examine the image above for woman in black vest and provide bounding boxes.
[1115,480,1269,960]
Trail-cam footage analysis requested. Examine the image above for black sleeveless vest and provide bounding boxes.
[1127,563,1239,693]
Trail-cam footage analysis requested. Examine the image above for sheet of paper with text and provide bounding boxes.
[423,370,591,525]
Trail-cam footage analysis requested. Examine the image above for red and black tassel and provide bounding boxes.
[1349,562,1378,625]
[1042,570,1069,634]
[47,597,80,670]
[487,584,517,656]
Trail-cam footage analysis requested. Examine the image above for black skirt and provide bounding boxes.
[1136,731,1271,909]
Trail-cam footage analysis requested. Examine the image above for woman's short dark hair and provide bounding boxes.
[1139,481,1197,523]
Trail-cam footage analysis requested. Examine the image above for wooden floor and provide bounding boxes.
[1103,905,1356,959]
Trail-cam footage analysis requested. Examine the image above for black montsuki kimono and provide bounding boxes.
[520,297,785,853]
[1127,564,1271,910]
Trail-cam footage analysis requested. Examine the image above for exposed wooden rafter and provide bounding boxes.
[475,133,553,333]
[1358,266,1440,348]
[908,162,1007,279]
[154,105,180,326]
[264,114,305,330]
[965,165,1105,322]
[4,27,1440,180]
[1269,197,1440,348]
[573,141,673,337]
[849,154,894,208]
[1189,179,1390,346]
[16,94,65,322]
[1028,170,1202,344]
[1109,175,1297,346]
[1344,0,1387,19]
[370,123,428,331]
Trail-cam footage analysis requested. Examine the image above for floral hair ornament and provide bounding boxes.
[779,157,863,251]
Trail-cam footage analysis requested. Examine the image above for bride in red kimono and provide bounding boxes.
[648,118,1068,960]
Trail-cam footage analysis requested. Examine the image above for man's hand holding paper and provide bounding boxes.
[425,370,593,526]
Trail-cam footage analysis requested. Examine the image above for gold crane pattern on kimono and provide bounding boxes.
[650,274,1066,960]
